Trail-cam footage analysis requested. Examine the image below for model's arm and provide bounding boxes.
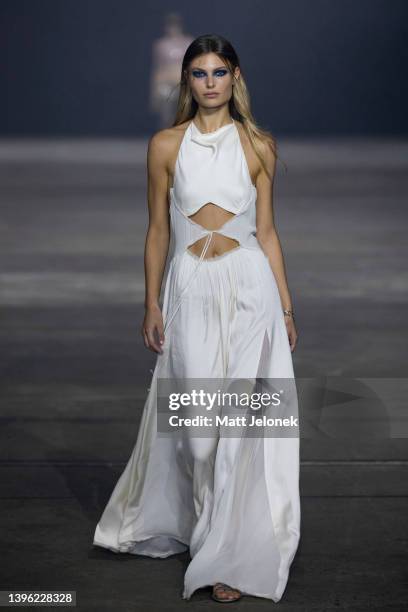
[141,130,171,354]
[255,141,298,351]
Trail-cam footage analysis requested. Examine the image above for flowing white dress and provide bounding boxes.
[93,118,301,602]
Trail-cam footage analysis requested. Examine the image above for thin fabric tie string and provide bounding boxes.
[163,231,214,335]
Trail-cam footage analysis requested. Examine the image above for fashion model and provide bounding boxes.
[93,33,300,604]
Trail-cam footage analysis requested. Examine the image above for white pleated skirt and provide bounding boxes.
[93,245,301,602]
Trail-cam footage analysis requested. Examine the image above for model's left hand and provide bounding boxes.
[285,316,298,352]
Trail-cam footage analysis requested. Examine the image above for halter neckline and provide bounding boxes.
[190,118,235,136]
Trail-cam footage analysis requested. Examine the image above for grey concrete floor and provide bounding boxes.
[1,138,407,611]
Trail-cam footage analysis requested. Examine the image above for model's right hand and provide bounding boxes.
[141,304,165,354]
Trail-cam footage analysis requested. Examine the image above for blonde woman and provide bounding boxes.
[93,33,300,604]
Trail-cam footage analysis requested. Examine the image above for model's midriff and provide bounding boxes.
[187,203,240,259]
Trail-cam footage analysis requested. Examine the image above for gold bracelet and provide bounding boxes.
[283,309,295,319]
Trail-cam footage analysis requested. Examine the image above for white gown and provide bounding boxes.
[93,118,301,602]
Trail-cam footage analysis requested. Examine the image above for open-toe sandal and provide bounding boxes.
[211,582,242,603]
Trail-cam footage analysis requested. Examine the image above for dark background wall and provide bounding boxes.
[1,0,407,136]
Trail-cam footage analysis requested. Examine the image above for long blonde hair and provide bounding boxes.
[170,34,287,177]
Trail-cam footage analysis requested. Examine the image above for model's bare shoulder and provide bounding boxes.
[147,122,191,169]
[252,129,277,182]
[148,122,190,149]
[258,135,277,165]
[147,128,172,160]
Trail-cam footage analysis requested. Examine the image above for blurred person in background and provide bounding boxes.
[149,12,193,128]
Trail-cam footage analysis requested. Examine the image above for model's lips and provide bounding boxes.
[204,93,219,97]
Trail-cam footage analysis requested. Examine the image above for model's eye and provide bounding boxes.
[192,69,229,78]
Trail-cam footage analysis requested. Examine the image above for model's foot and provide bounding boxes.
[212,582,242,602]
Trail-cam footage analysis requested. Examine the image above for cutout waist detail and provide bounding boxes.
[163,189,263,334]
[169,188,260,256]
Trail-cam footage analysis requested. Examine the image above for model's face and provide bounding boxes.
[186,53,240,108]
